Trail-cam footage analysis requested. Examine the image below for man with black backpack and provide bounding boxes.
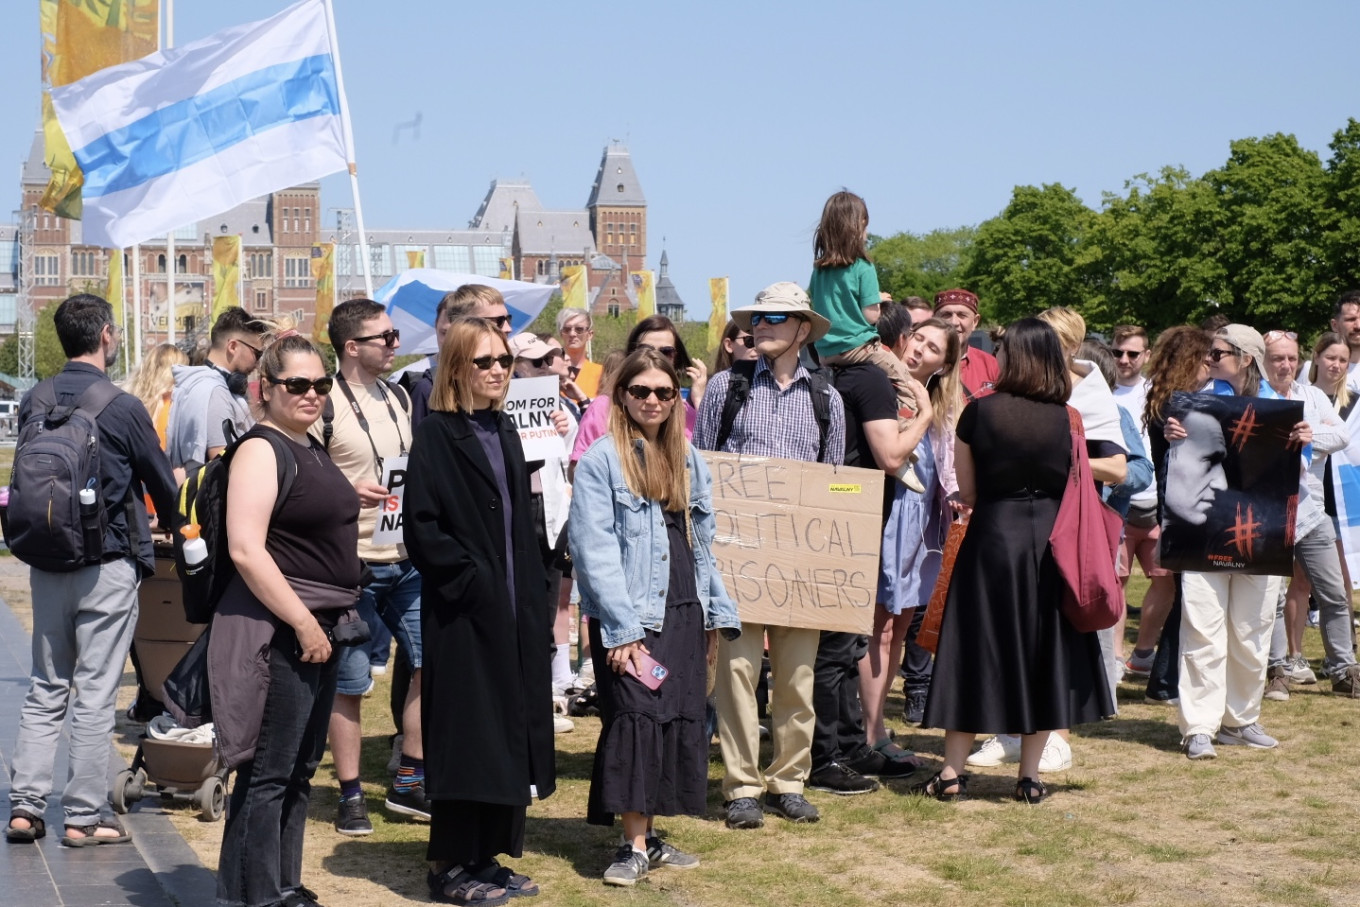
[693,282,849,829]
[310,299,427,836]
[5,294,179,846]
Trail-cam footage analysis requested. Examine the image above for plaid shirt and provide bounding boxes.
[693,357,845,464]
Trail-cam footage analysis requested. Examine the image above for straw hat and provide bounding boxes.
[730,281,831,343]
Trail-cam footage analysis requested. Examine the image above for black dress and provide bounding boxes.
[923,393,1114,734]
[587,509,708,825]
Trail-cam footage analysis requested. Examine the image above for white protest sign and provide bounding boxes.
[503,376,564,461]
[370,455,409,546]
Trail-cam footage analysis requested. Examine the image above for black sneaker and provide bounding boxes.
[723,797,764,829]
[806,762,879,796]
[335,795,373,836]
[763,792,819,823]
[844,746,920,780]
[903,687,927,725]
[384,783,431,820]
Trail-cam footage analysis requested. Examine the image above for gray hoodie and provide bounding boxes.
[166,363,253,472]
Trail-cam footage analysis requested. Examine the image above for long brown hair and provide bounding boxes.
[994,318,1071,405]
[608,350,688,511]
[813,190,870,269]
[1144,325,1210,430]
[430,318,512,413]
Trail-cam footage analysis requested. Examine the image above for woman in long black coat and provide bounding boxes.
[405,315,556,904]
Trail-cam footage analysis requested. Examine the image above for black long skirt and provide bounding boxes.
[922,493,1114,734]
[585,598,708,826]
[426,800,526,865]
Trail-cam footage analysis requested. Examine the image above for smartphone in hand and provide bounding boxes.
[625,651,669,690]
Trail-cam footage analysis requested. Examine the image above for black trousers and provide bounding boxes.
[1145,576,1182,702]
[810,631,869,770]
[899,603,934,691]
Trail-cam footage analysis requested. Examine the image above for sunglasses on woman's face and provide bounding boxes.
[625,384,678,402]
[352,329,400,348]
[267,376,334,396]
[1207,347,1240,362]
[473,354,515,371]
[734,335,755,349]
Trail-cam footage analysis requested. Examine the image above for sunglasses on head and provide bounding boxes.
[473,354,515,371]
[626,384,678,402]
[1111,348,1144,360]
[352,329,400,348]
[638,343,678,359]
[1263,330,1298,343]
[528,349,562,368]
[750,313,795,326]
[734,335,755,349]
[1208,347,1240,362]
[266,375,333,396]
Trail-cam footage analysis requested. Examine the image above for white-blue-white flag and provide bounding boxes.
[50,0,351,250]
[379,270,559,357]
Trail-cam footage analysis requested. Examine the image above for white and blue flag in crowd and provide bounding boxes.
[49,0,351,250]
[379,270,559,359]
[1331,401,1360,589]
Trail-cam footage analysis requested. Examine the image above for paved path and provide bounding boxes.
[0,597,218,906]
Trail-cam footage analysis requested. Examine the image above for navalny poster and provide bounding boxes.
[1159,392,1302,575]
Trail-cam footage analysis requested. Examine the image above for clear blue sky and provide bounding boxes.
[3,1,1357,318]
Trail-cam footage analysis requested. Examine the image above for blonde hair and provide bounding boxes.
[608,349,688,511]
[1310,331,1352,412]
[430,318,512,413]
[125,343,187,412]
[911,318,963,432]
[1037,306,1086,360]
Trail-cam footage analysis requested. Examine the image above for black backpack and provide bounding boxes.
[714,359,835,463]
[173,423,297,624]
[3,379,130,572]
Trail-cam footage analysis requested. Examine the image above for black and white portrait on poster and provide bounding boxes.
[1159,391,1303,575]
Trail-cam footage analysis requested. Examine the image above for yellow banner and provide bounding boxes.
[40,0,158,219]
[211,235,242,321]
[312,243,336,345]
[561,264,587,309]
[633,270,655,318]
[104,248,124,331]
[499,257,514,280]
[708,277,729,348]
[405,249,425,269]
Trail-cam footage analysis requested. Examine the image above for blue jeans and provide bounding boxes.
[218,629,337,907]
[336,560,422,696]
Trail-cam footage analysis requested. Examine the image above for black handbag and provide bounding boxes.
[163,628,212,727]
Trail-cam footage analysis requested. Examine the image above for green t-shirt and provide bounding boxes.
[809,258,880,357]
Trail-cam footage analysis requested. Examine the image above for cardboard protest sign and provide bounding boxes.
[503,376,564,461]
[370,456,409,547]
[1159,392,1302,575]
[701,451,884,633]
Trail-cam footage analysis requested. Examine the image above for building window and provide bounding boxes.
[157,254,166,272]
[607,303,620,317]
[177,253,187,271]
[304,215,311,233]
[248,251,273,279]
[33,253,60,285]
[284,255,312,287]
[255,289,269,311]
[536,260,544,275]
[71,250,97,277]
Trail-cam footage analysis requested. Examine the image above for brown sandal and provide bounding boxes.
[60,816,131,847]
[5,808,45,843]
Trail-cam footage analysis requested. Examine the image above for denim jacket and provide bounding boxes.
[569,436,742,649]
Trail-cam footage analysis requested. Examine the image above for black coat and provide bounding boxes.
[405,409,556,805]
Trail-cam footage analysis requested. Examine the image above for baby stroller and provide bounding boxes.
[112,540,228,821]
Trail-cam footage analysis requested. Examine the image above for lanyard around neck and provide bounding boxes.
[335,373,408,481]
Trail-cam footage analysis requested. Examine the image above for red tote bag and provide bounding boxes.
[1050,407,1125,633]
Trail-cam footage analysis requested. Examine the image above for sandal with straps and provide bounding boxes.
[476,860,539,898]
[1015,777,1046,804]
[60,815,131,847]
[428,865,510,906]
[913,772,968,801]
[872,737,924,769]
[5,808,46,843]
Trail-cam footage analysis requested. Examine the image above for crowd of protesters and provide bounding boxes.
[8,199,1360,902]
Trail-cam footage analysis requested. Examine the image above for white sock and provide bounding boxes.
[552,644,573,686]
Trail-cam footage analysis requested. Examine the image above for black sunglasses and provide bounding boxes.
[473,354,515,371]
[1208,347,1240,362]
[735,335,755,349]
[485,315,511,329]
[352,329,400,348]
[751,313,800,326]
[1111,349,1144,360]
[239,339,262,359]
[529,350,562,368]
[266,375,334,396]
[638,343,678,359]
[626,384,678,402]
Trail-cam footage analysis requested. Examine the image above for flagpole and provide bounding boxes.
[132,245,142,366]
[322,0,372,299]
[164,0,175,346]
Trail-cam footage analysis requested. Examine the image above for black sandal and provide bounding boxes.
[428,865,510,906]
[1015,777,1046,805]
[476,860,539,898]
[5,808,45,843]
[60,815,131,847]
[913,772,968,801]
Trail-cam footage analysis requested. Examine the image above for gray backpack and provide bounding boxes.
[3,379,128,572]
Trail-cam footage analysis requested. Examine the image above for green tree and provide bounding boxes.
[963,183,1096,326]
[0,335,18,376]
[1324,118,1360,296]
[35,303,67,379]
[868,226,975,301]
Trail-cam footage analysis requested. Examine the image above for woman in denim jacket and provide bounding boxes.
[569,349,741,887]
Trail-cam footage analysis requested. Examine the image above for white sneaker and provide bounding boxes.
[553,714,574,734]
[1039,733,1072,772]
[1285,655,1317,685]
[370,664,388,676]
[965,734,1021,767]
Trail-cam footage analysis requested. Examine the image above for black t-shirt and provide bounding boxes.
[830,363,898,517]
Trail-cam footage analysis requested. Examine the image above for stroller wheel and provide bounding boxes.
[197,776,226,822]
[112,769,135,814]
